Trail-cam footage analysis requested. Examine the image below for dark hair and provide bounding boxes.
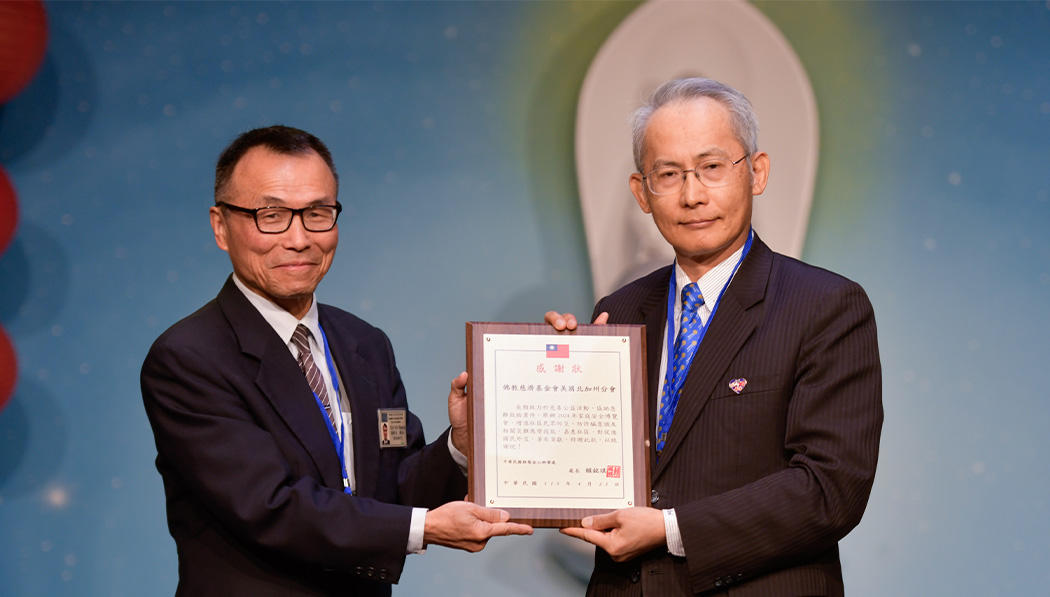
[214,125,338,201]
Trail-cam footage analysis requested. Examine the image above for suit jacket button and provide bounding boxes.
[714,578,723,587]
[630,570,640,583]
[367,567,375,577]
[379,570,388,580]
[651,490,659,504]
[355,567,364,575]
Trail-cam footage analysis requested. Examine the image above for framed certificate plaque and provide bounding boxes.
[465,322,650,527]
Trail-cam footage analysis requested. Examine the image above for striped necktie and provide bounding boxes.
[291,324,337,428]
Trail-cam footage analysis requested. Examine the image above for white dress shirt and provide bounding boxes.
[655,237,749,557]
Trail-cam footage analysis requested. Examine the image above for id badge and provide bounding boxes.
[377,408,408,448]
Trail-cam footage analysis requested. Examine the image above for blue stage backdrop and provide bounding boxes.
[1,1,1048,595]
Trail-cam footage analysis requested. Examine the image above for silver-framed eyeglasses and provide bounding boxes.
[216,202,342,233]
[642,155,749,195]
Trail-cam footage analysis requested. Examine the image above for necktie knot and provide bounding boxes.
[682,282,705,314]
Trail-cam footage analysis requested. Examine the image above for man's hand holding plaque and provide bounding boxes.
[543,310,610,331]
[542,311,666,556]
[464,318,650,528]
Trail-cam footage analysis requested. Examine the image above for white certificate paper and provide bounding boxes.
[481,333,636,510]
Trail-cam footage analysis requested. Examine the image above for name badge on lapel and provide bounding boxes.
[377,409,408,448]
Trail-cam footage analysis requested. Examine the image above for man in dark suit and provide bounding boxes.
[141,125,531,596]
[548,78,883,595]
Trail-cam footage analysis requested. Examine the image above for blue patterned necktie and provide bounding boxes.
[656,282,705,457]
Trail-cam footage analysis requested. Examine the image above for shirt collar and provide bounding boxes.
[672,240,748,311]
[231,273,321,347]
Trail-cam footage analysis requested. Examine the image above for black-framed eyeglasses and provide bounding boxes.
[641,155,749,195]
[216,202,342,234]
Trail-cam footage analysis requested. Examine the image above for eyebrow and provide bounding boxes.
[257,195,335,207]
[650,150,728,169]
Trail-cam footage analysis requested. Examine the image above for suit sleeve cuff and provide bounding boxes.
[663,508,685,557]
[408,508,427,554]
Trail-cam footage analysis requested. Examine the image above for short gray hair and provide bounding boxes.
[629,78,759,172]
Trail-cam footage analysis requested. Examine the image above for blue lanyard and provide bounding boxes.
[316,324,352,495]
[662,229,754,407]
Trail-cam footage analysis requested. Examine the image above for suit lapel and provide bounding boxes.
[651,239,773,481]
[217,278,345,490]
[318,306,382,499]
[638,267,671,469]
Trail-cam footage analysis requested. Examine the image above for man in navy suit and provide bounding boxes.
[549,78,883,595]
[141,126,531,596]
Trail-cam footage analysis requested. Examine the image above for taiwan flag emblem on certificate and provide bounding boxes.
[546,343,569,358]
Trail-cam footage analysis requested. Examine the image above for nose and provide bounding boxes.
[680,169,707,207]
[281,213,312,250]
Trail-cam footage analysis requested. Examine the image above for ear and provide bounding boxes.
[749,151,770,196]
[209,206,230,252]
[629,173,652,214]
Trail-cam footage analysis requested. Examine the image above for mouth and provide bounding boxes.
[679,218,716,228]
[275,261,316,271]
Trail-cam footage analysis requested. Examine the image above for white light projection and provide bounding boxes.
[575,0,819,300]
[547,1,821,578]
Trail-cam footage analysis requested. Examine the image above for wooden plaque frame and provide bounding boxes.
[465,322,649,527]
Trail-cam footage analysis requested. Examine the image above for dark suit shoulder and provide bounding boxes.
[147,298,236,355]
[767,252,871,303]
[317,303,382,336]
[593,265,672,324]
[600,265,672,302]
[315,302,397,357]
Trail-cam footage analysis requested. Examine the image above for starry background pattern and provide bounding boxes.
[0,1,1048,595]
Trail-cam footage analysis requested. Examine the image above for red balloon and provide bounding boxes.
[0,165,16,255]
[0,0,48,103]
[0,325,16,413]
